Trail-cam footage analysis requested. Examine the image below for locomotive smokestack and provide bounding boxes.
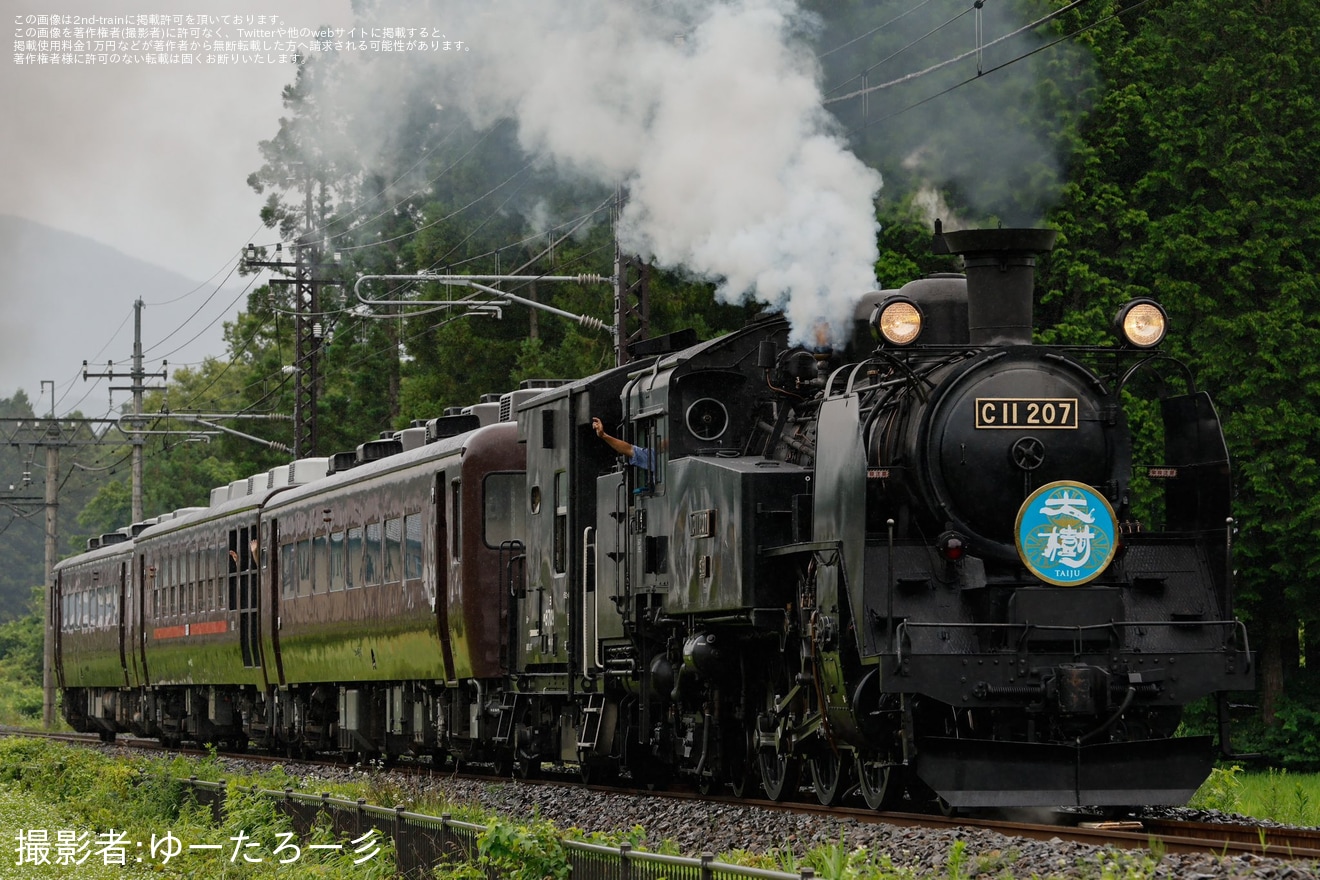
[939,227,1058,346]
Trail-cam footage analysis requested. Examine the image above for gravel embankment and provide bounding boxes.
[191,753,1317,879]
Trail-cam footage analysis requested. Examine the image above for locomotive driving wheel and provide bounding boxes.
[855,749,904,810]
[754,673,802,801]
[809,747,852,806]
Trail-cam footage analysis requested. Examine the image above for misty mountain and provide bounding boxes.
[0,215,233,408]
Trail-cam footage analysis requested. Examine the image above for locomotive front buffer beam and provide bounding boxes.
[915,734,1216,808]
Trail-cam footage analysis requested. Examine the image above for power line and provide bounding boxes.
[824,0,1092,106]
[817,0,944,62]
[851,0,1148,129]
[824,0,975,96]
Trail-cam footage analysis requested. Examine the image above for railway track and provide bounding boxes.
[9,728,1317,863]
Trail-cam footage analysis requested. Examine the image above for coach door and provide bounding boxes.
[51,572,64,688]
[229,526,260,669]
[433,472,456,683]
[134,553,149,684]
[116,561,130,687]
[266,519,285,684]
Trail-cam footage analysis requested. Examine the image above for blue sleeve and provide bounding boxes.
[628,446,655,470]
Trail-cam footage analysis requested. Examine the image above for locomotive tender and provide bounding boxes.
[55,227,1252,808]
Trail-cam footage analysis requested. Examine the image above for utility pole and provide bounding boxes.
[39,379,57,725]
[3,415,103,728]
[293,177,321,458]
[612,186,651,366]
[244,176,329,458]
[4,407,291,730]
[82,299,167,524]
[42,431,57,727]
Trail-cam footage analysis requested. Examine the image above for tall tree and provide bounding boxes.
[1042,0,1320,722]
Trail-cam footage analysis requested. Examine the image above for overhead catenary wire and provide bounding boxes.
[817,0,943,61]
[824,0,977,96]
[852,0,1149,128]
[824,0,1093,105]
[141,252,246,357]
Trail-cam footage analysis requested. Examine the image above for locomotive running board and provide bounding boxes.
[914,735,1215,808]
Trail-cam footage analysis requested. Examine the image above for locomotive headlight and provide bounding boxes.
[1115,299,1168,348]
[871,298,923,346]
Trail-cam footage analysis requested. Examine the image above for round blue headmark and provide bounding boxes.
[1015,481,1117,586]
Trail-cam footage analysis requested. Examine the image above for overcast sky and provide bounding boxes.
[4,0,362,280]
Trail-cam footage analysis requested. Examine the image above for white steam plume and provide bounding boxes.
[426,0,883,345]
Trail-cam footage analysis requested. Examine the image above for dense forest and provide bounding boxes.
[3,0,1317,761]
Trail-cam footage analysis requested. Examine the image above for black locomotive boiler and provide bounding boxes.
[54,227,1252,810]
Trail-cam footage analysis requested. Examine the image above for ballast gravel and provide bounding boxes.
[192,752,1316,879]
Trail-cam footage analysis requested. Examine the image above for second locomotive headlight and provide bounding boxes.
[1114,298,1168,348]
[871,297,924,346]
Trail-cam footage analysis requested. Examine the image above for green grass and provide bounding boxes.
[5,736,1318,880]
[0,738,397,878]
[1190,764,1320,826]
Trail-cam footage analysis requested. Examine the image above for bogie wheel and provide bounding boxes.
[855,751,904,811]
[578,754,618,786]
[809,749,851,806]
[935,796,960,818]
[729,730,756,798]
[724,718,756,798]
[514,752,541,779]
[512,711,542,779]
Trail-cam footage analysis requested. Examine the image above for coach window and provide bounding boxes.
[213,544,223,609]
[168,554,177,618]
[484,472,525,549]
[553,470,568,574]
[404,514,423,581]
[451,480,462,561]
[384,517,402,584]
[330,530,346,592]
[313,531,329,593]
[187,545,196,614]
[280,542,295,598]
[365,522,382,586]
[297,538,312,597]
[347,526,363,589]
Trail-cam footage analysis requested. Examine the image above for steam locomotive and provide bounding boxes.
[54,227,1252,809]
